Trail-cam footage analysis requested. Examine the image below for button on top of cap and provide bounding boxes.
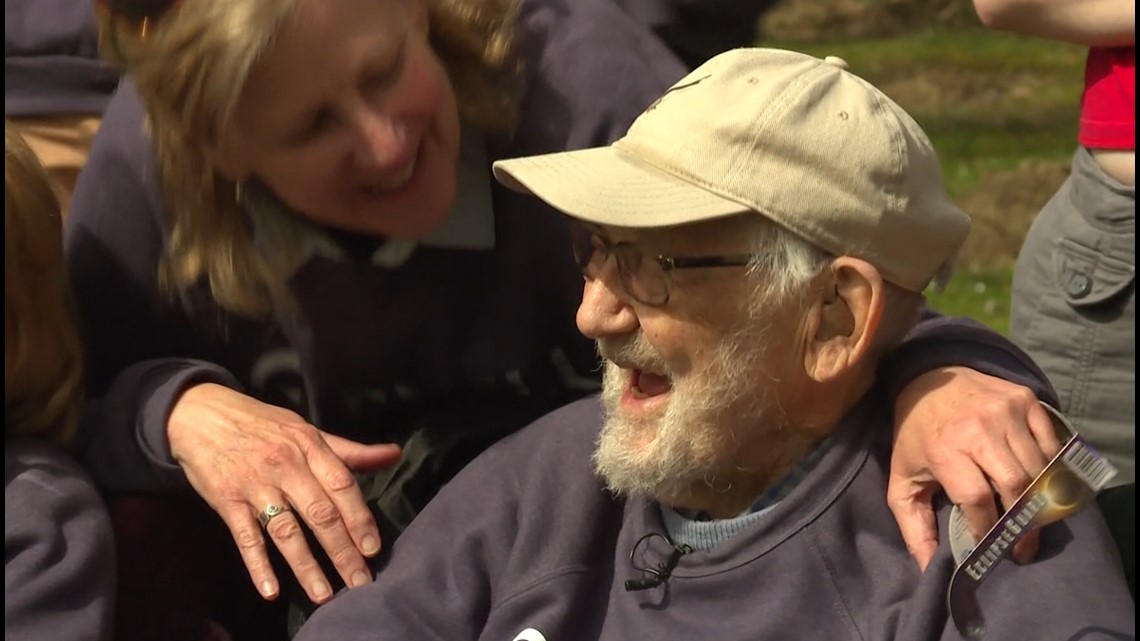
[823,55,849,70]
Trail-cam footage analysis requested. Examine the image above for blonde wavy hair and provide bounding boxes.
[5,124,84,446]
[103,0,521,317]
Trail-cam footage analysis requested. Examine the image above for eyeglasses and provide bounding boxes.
[570,223,753,306]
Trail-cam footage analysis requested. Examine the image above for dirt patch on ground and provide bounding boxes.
[876,71,1058,119]
[882,73,1072,270]
[761,0,975,42]
[957,160,1071,269]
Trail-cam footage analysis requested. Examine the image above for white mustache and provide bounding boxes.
[596,333,670,376]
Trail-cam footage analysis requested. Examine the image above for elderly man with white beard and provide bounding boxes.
[295,48,1134,641]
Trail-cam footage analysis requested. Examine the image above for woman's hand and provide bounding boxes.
[887,367,1062,571]
[167,383,402,603]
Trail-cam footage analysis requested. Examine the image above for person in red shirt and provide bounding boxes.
[973,0,1135,598]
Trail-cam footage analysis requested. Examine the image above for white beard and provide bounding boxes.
[593,328,776,505]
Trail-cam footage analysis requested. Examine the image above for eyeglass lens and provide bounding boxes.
[569,224,669,305]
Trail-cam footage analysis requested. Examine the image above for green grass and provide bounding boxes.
[775,27,1084,72]
[768,27,1085,333]
[927,267,1015,334]
[772,27,1085,198]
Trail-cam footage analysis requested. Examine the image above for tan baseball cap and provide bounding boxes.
[493,47,971,292]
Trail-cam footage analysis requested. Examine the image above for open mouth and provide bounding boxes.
[629,368,673,400]
[360,145,420,195]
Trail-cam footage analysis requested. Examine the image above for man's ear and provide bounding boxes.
[802,257,884,383]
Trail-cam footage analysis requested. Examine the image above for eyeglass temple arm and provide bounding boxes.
[661,254,753,270]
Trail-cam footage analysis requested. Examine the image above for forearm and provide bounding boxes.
[973,0,1135,46]
[883,309,1058,407]
[76,358,240,493]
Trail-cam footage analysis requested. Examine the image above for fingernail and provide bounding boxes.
[261,581,278,599]
[362,535,380,556]
[312,581,331,602]
[351,570,371,588]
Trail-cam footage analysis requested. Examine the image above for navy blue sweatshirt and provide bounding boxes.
[5,438,117,641]
[294,393,1135,641]
[613,0,781,67]
[4,0,120,117]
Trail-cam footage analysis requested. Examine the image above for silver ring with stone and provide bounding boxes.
[258,503,291,529]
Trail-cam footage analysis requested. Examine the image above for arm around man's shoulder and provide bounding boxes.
[883,309,1058,406]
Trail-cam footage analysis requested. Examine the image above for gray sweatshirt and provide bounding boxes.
[4,0,120,117]
[5,438,117,641]
[295,392,1135,641]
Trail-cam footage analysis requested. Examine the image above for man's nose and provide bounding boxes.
[576,262,639,340]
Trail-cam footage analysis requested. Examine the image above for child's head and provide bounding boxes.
[5,123,84,445]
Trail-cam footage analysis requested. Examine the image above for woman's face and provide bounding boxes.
[226,0,461,239]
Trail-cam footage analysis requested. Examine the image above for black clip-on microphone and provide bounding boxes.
[624,532,693,591]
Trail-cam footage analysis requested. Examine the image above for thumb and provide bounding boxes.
[888,482,940,572]
[322,432,403,471]
[1012,528,1041,565]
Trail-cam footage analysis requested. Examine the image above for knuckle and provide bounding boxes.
[276,407,308,425]
[323,468,357,492]
[345,509,378,531]
[1011,386,1037,407]
[965,439,993,463]
[995,467,1030,491]
[885,482,904,503]
[214,487,246,505]
[957,416,986,438]
[304,500,340,527]
[280,419,320,441]
[329,545,362,569]
[926,445,953,467]
[260,441,299,468]
[294,559,324,579]
[234,526,264,551]
[243,551,274,574]
[266,515,303,540]
[957,487,993,509]
[281,424,327,456]
[975,396,1003,417]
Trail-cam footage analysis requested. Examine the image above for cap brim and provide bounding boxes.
[492,146,750,228]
